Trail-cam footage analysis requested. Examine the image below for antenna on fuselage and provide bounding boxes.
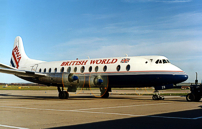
[125,54,128,57]
[87,56,90,59]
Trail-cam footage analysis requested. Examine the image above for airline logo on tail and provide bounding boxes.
[10,46,21,69]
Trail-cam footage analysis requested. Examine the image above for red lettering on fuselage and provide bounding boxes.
[83,60,88,65]
[61,58,118,66]
[90,60,96,64]
[111,59,118,64]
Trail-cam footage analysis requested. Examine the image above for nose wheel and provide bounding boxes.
[57,86,69,99]
[152,90,164,100]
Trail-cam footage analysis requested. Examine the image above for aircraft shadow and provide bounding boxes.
[0,94,58,100]
[0,93,99,100]
[0,93,196,102]
[48,108,202,129]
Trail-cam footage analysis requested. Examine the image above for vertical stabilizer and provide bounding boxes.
[10,36,29,69]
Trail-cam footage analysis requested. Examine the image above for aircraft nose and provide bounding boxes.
[183,74,188,81]
[178,73,188,83]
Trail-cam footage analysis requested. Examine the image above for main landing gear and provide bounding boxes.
[57,86,69,99]
[100,85,110,98]
[101,92,109,98]
[152,90,164,100]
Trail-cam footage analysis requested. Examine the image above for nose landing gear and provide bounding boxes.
[152,90,164,100]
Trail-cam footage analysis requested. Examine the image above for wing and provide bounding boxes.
[0,63,46,77]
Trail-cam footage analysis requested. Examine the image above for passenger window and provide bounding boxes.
[39,69,41,72]
[95,66,98,72]
[54,68,57,73]
[74,67,77,73]
[80,66,85,73]
[67,67,71,73]
[117,65,121,71]
[60,67,64,73]
[49,68,51,73]
[44,68,46,73]
[103,65,107,72]
[89,66,92,72]
[155,60,159,64]
[126,64,130,71]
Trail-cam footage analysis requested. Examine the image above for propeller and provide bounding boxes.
[89,74,109,97]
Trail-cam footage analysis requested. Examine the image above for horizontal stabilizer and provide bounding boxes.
[0,63,15,69]
[0,67,47,77]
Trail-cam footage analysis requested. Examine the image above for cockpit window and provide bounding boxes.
[163,59,167,64]
[167,60,170,63]
[159,60,162,64]
[155,60,159,64]
[156,59,170,64]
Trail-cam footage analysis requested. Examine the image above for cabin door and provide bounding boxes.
[31,64,38,72]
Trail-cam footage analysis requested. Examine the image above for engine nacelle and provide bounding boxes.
[38,73,108,93]
[94,76,104,85]
[39,73,81,87]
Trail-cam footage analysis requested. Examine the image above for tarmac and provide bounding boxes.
[0,90,202,129]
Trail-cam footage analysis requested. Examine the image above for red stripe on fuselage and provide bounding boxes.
[73,70,184,74]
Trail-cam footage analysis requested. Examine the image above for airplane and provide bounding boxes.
[0,36,188,100]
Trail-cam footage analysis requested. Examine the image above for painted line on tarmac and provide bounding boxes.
[75,103,170,111]
[0,124,28,129]
[0,105,202,120]
[0,103,169,112]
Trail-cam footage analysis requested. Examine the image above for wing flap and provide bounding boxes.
[0,68,47,77]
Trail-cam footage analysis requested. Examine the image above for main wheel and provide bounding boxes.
[64,91,69,99]
[59,91,69,99]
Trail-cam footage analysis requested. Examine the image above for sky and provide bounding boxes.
[0,0,202,83]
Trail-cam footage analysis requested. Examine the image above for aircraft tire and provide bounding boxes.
[59,91,68,99]
[160,96,164,100]
[152,95,158,100]
[65,91,69,99]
